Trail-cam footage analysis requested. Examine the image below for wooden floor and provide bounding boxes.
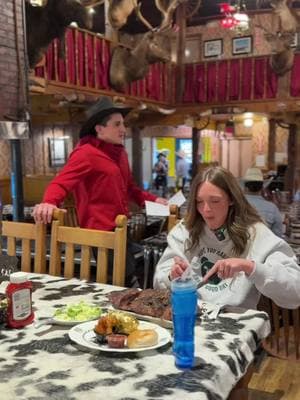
[248,356,300,400]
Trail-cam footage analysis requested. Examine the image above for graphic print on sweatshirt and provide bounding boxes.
[191,246,231,293]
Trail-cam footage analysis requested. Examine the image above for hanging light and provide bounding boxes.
[219,1,250,34]
[244,118,253,127]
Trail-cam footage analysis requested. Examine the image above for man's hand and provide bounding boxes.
[203,258,255,282]
[155,197,168,205]
[32,203,66,224]
[170,256,189,280]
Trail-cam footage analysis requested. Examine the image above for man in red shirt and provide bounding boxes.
[33,97,167,285]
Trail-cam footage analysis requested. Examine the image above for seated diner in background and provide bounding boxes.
[154,166,300,310]
[32,96,167,286]
[243,167,283,238]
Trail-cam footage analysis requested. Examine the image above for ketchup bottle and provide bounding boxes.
[6,272,34,328]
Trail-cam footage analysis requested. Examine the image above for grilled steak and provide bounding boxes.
[107,288,140,308]
[107,288,172,320]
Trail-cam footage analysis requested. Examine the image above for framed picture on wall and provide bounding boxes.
[0,121,29,139]
[48,138,67,167]
[232,36,252,55]
[203,39,223,58]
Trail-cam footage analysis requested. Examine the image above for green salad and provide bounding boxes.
[54,301,102,321]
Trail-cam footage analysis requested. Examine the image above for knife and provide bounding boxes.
[196,273,219,290]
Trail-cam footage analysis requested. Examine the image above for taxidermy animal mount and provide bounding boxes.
[109,0,202,91]
[25,0,92,68]
[256,0,300,76]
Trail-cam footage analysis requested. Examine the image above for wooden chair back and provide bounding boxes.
[1,220,46,273]
[62,192,79,227]
[167,204,180,232]
[262,296,300,361]
[49,213,128,286]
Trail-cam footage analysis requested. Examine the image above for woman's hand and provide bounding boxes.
[203,258,255,282]
[170,256,189,280]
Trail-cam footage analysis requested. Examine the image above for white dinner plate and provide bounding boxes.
[69,320,172,352]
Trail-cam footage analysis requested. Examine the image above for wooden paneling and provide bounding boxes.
[23,175,54,205]
[0,177,11,204]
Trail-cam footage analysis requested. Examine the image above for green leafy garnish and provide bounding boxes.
[54,301,102,321]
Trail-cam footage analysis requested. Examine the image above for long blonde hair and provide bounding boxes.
[185,166,263,255]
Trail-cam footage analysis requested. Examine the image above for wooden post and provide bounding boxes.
[131,126,143,188]
[268,119,276,170]
[285,123,296,193]
[192,127,200,178]
[175,3,186,103]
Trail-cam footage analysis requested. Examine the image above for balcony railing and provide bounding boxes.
[34,27,175,104]
[181,54,300,105]
[34,26,300,107]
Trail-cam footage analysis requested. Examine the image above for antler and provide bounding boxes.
[154,0,187,31]
[134,1,155,31]
[82,0,105,8]
[133,0,184,33]
[186,0,202,19]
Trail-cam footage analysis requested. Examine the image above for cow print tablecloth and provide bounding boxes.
[0,273,270,400]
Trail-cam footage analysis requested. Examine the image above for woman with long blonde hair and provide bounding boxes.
[154,166,300,309]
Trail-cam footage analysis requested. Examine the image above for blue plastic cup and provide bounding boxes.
[171,278,197,369]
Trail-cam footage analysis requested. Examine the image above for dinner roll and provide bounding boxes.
[127,329,158,348]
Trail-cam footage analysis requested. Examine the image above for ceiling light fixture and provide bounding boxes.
[219,1,249,35]
[244,118,253,127]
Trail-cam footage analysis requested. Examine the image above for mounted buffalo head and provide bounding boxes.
[25,0,93,68]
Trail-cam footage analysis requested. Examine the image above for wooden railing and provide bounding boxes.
[180,54,300,105]
[33,26,300,107]
[34,27,175,104]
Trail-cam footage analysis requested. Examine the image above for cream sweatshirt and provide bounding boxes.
[153,221,300,309]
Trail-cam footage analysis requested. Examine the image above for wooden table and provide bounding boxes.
[0,274,270,400]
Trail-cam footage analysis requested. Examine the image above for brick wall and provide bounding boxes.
[0,0,27,120]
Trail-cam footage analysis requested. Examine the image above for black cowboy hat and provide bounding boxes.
[79,97,132,138]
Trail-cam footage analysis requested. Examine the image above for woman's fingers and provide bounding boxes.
[170,257,189,280]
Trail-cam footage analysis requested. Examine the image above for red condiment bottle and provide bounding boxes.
[6,272,34,328]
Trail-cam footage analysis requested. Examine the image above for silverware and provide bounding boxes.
[196,273,218,290]
[34,318,55,328]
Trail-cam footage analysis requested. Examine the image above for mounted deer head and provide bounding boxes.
[109,0,201,91]
[255,1,299,76]
[25,0,93,68]
[266,32,295,76]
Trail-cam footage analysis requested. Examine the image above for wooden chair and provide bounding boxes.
[62,192,79,227]
[262,296,300,361]
[49,211,128,286]
[1,220,46,273]
[167,204,180,232]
